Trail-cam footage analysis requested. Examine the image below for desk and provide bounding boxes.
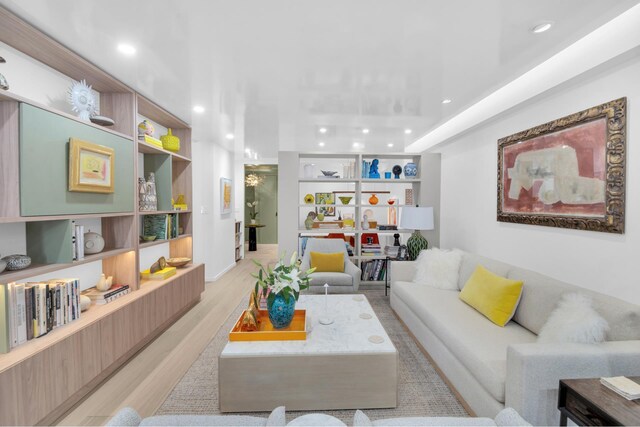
[245,224,265,251]
[558,377,640,426]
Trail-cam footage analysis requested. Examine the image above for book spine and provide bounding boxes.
[71,220,77,261]
[8,283,16,348]
[25,286,33,340]
[0,284,10,353]
[16,284,26,345]
[45,285,52,333]
[75,279,80,320]
[34,286,40,338]
[38,285,46,337]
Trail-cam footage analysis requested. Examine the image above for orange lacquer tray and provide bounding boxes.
[229,309,307,341]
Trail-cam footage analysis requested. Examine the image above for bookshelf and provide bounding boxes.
[288,152,429,285]
[0,8,203,426]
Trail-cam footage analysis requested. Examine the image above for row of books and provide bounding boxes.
[0,279,80,353]
[83,284,130,305]
[361,259,387,281]
[143,213,179,240]
[384,245,408,260]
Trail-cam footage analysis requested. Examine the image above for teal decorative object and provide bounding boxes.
[406,231,428,261]
[267,294,296,329]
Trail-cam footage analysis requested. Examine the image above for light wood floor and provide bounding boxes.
[56,245,279,426]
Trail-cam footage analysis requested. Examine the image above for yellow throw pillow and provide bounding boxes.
[459,265,523,327]
[310,252,345,273]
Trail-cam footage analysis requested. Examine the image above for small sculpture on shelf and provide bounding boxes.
[368,194,379,205]
[0,56,9,90]
[392,165,402,179]
[95,273,113,292]
[172,194,188,211]
[362,214,370,230]
[67,79,96,121]
[1,254,31,271]
[304,211,316,230]
[80,295,91,312]
[368,159,380,179]
[138,119,155,138]
[139,173,158,211]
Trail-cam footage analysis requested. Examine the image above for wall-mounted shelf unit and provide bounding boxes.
[0,7,203,426]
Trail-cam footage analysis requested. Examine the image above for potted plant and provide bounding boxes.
[252,252,315,328]
[247,201,259,224]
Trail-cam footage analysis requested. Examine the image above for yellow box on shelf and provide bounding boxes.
[140,134,163,148]
[140,266,176,280]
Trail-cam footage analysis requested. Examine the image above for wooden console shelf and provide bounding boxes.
[0,264,205,426]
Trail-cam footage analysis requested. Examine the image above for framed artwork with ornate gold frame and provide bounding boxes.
[69,138,115,193]
[497,97,626,234]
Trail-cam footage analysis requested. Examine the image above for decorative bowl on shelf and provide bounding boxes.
[387,198,396,205]
[166,257,191,268]
[141,235,157,242]
[2,254,31,271]
[338,196,352,205]
[321,170,338,177]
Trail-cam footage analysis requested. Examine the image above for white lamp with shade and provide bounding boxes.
[399,206,435,260]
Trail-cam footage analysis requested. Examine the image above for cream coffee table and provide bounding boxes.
[219,294,398,412]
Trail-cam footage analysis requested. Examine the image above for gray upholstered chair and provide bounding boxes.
[300,238,361,293]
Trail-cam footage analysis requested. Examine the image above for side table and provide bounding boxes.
[558,378,640,426]
[245,224,266,251]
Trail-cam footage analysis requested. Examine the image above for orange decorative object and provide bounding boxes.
[368,194,379,205]
[387,199,395,205]
[230,309,307,341]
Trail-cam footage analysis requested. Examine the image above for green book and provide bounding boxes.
[0,284,10,353]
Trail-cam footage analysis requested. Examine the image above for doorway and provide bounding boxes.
[245,165,278,244]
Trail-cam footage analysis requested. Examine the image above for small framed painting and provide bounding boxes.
[69,138,114,193]
[315,192,335,216]
[221,177,232,214]
[497,97,626,233]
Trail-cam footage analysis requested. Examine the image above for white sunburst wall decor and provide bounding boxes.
[67,79,96,121]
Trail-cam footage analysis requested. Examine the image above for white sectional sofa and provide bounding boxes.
[390,251,640,426]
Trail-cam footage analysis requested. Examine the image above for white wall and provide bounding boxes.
[192,141,237,281]
[439,52,640,304]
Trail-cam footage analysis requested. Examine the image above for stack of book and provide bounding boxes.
[361,243,382,256]
[83,284,130,305]
[0,279,80,353]
[600,377,640,400]
[361,259,387,281]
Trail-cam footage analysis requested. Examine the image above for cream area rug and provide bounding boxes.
[156,288,468,424]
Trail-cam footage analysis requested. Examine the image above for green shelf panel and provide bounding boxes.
[143,153,172,212]
[26,220,73,264]
[19,103,134,216]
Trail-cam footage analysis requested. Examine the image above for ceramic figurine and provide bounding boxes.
[362,214,370,230]
[0,56,8,90]
[96,273,110,291]
[138,119,155,137]
[404,161,418,178]
[304,212,316,230]
[392,165,402,179]
[368,159,380,179]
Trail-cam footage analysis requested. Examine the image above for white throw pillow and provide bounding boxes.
[537,293,609,344]
[413,248,463,290]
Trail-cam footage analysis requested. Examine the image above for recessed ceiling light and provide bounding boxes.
[362,128,369,134]
[352,142,361,148]
[442,99,452,104]
[531,22,553,34]
[193,105,205,113]
[245,148,251,154]
[319,127,327,134]
[225,133,235,140]
[117,43,136,56]
[318,141,325,147]
[404,129,412,135]
[387,143,394,147]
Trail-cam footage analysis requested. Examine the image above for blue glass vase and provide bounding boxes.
[268,294,296,329]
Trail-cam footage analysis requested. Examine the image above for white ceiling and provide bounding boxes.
[1,0,638,159]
